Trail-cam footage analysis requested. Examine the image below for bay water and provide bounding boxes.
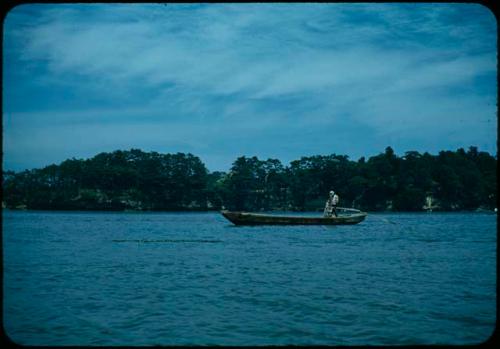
[2,210,496,345]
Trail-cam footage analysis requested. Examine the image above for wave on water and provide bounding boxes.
[3,211,496,346]
[111,239,223,243]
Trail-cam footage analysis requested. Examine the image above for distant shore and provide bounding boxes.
[3,207,497,213]
[3,147,496,213]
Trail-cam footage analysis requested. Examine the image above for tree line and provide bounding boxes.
[2,146,497,212]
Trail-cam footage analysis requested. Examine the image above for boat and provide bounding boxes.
[221,207,367,226]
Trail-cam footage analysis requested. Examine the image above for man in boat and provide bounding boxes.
[324,190,339,217]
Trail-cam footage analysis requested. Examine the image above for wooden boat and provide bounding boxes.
[221,207,367,226]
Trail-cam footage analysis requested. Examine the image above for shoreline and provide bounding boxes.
[2,208,497,214]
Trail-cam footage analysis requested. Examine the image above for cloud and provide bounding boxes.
[3,3,497,171]
[12,4,494,95]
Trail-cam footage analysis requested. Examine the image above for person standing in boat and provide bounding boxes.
[324,190,339,217]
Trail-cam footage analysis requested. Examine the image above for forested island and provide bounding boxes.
[2,146,497,212]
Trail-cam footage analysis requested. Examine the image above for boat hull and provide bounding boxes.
[221,210,367,226]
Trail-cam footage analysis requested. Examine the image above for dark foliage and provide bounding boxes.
[2,146,496,212]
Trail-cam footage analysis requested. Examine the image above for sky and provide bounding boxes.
[2,3,497,172]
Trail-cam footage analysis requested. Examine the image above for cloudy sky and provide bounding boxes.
[3,3,497,172]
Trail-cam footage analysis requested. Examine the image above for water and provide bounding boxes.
[2,210,496,345]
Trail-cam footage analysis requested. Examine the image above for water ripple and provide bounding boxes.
[111,239,222,243]
[2,211,496,346]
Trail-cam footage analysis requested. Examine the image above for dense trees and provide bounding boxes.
[2,146,497,212]
[219,157,289,211]
[3,149,209,211]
